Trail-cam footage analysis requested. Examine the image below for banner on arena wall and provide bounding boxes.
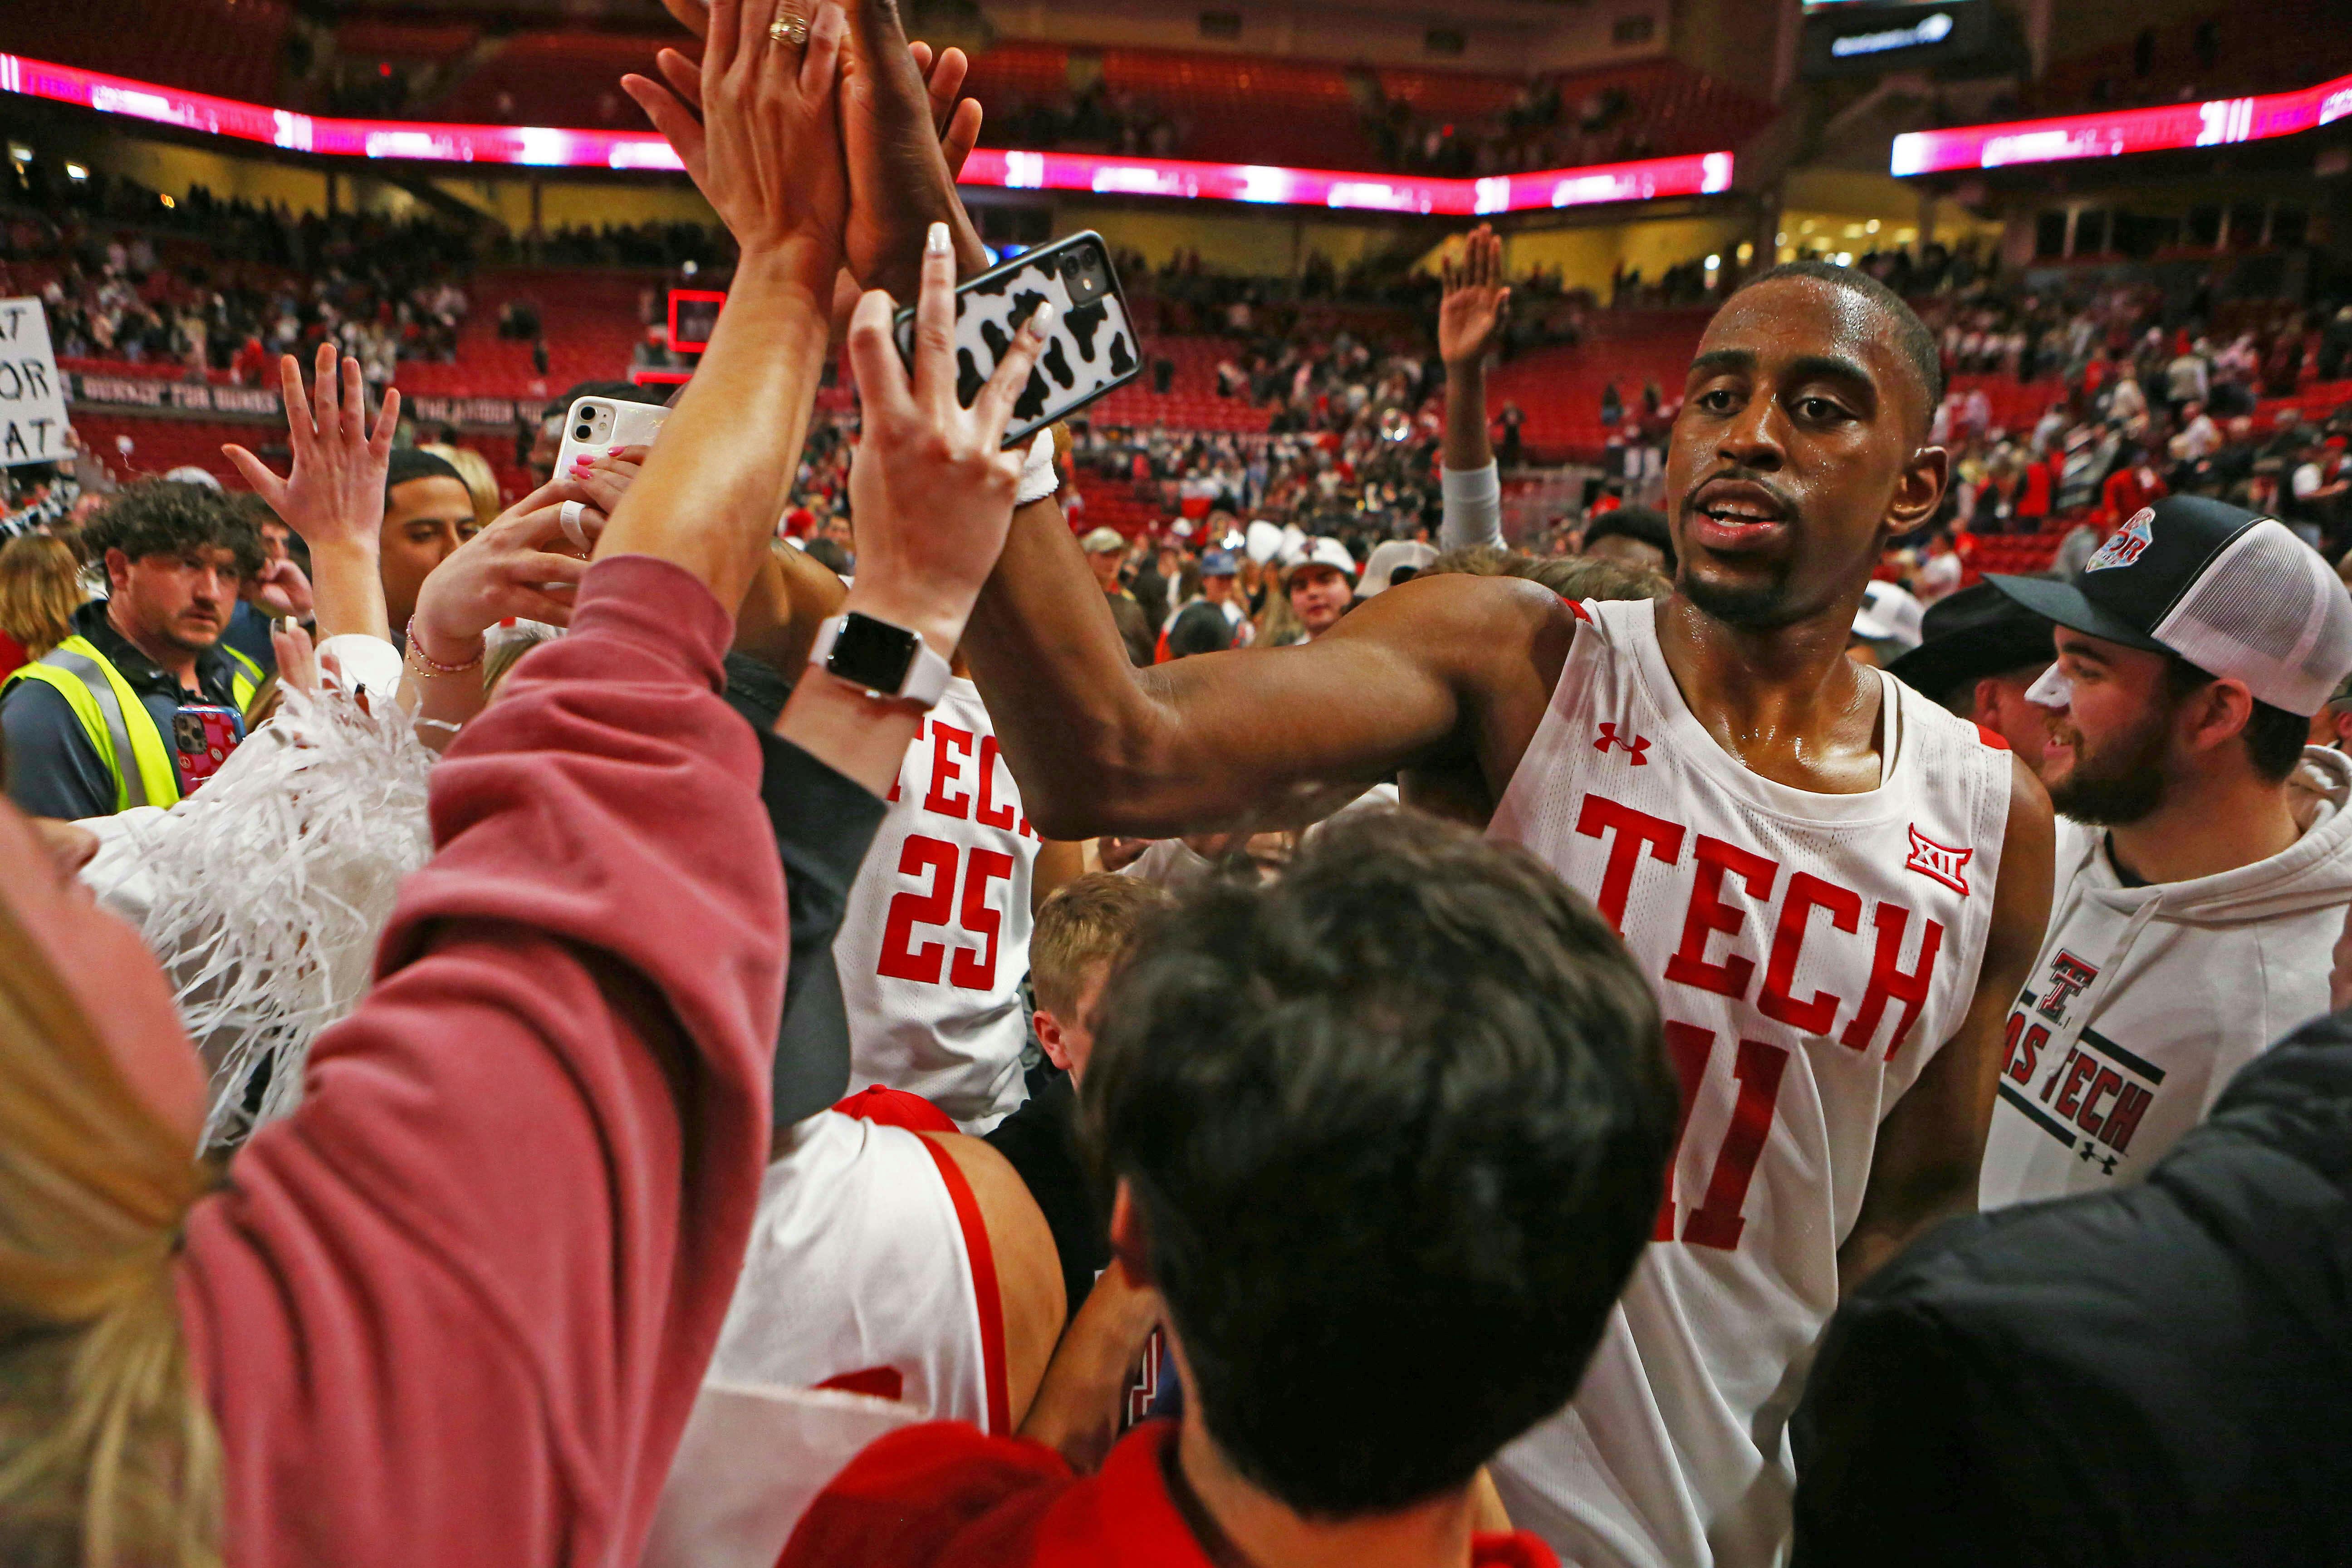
[0,53,1734,216]
[66,374,546,431]
[0,299,71,466]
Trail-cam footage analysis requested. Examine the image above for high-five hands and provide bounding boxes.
[1440,224,1512,369]
[632,0,986,300]
[623,0,848,267]
[836,222,1049,657]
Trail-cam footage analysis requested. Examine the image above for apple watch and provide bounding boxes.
[808,611,953,709]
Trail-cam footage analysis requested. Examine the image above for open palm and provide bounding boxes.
[1440,224,1512,368]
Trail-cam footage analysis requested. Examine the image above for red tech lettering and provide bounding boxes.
[1663,836,1778,1000]
[924,722,975,819]
[2051,1050,2101,1121]
[1837,902,1943,1059]
[974,736,1018,831]
[1758,872,1863,1035]
[1573,793,1685,934]
[2074,1067,2125,1136]
[2101,1082,2155,1152]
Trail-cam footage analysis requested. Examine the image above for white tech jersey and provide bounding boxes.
[1488,598,2013,1568]
[700,1111,992,1427]
[836,677,1041,1133]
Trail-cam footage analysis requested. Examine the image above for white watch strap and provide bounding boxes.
[808,615,954,709]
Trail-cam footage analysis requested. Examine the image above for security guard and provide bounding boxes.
[2,482,264,819]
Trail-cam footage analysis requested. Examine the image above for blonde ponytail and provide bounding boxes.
[0,894,220,1568]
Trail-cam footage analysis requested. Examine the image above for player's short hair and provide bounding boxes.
[83,481,263,580]
[1730,260,1945,423]
[1578,505,1677,575]
[1085,811,1675,1515]
[1518,553,1673,603]
[1031,872,1171,1017]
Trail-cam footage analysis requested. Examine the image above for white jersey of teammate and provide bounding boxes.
[641,1110,1000,1568]
[1488,598,2013,1568]
[836,676,1040,1133]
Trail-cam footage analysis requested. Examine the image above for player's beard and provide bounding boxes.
[2045,705,2172,824]
[1680,560,1804,630]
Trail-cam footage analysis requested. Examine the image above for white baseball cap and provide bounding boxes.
[1991,495,2352,717]
[1282,537,1357,584]
[1359,539,1437,596]
[1852,580,1926,652]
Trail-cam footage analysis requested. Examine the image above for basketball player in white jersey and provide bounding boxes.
[834,659,1080,1132]
[953,259,2053,1568]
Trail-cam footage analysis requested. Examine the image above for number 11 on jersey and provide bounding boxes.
[1655,1022,1791,1250]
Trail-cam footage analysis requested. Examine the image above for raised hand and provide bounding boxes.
[636,0,983,319]
[837,0,991,295]
[838,222,1049,654]
[222,344,397,640]
[1439,224,1512,369]
[621,0,848,267]
[409,479,604,669]
[224,346,399,554]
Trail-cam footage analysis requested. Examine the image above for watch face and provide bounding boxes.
[828,612,920,694]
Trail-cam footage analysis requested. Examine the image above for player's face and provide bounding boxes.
[2039,630,2175,824]
[1668,278,1944,630]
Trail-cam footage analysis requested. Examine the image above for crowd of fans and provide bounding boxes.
[2,169,473,381]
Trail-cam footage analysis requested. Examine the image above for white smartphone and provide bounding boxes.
[893,230,1142,448]
[554,395,671,475]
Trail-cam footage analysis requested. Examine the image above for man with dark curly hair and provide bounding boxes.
[2,480,265,818]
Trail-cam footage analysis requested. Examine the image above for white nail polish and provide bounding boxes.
[926,222,950,255]
[1029,303,1057,334]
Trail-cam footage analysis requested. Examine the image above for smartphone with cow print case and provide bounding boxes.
[892,230,1141,449]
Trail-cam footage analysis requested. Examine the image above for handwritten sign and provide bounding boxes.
[0,299,69,466]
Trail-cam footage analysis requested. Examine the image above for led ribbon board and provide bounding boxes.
[0,53,1732,216]
[1891,69,2352,176]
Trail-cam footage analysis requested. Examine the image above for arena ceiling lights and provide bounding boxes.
[0,53,1733,217]
[1891,69,2352,176]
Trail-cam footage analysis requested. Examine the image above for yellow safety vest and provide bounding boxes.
[2,634,261,813]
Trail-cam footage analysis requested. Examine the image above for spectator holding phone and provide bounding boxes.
[0,9,1047,1568]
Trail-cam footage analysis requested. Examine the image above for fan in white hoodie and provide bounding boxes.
[1978,495,2352,1207]
[1979,746,2352,1205]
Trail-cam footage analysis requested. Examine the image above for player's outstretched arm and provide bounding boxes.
[1838,753,2054,1297]
[962,497,1572,840]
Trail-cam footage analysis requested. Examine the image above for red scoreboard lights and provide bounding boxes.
[0,53,1733,217]
[1891,70,2352,176]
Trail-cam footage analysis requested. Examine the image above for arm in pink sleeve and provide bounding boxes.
[177,555,787,1568]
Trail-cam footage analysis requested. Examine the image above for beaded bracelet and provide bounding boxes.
[402,618,485,676]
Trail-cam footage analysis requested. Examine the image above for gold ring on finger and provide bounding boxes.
[769,14,808,45]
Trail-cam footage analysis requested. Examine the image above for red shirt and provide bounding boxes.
[2102,465,2167,524]
[779,1419,1559,1568]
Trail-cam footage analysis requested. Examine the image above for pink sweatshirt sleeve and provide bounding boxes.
[176,555,785,1568]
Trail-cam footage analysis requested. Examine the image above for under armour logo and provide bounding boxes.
[2037,951,2099,1024]
[1903,824,1972,896]
[1594,723,1650,764]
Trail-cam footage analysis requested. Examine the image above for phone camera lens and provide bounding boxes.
[576,424,593,439]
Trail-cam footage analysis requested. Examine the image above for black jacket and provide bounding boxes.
[1792,1010,2352,1568]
